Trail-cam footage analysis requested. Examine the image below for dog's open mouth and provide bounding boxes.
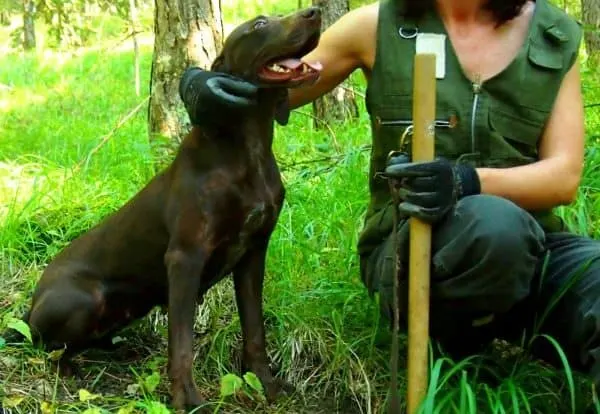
[257,33,323,84]
[258,58,323,83]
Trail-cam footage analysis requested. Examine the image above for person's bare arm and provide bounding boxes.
[477,58,585,210]
[289,3,378,110]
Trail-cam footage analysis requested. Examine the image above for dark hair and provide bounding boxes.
[403,0,531,26]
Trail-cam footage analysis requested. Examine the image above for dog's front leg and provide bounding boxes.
[233,239,294,402]
[165,247,207,412]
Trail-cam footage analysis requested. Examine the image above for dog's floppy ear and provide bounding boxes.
[211,54,228,73]
[274,93,290,126]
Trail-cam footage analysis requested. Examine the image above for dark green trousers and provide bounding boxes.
[360,194,600,384]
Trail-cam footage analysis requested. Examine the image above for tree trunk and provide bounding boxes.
[22,0,35,50]
[311,0,358,129]
[148,0,223,142]
[582,0,600,68]
[129,0,141,96]
[0,11,10,26]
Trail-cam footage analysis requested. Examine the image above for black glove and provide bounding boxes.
[383,152,481,224]
[179,67,258,126]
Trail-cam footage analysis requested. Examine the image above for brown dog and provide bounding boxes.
[16,8,322,412]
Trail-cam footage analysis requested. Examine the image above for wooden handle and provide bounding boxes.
[407,53,436,414]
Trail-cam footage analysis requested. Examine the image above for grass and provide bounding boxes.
[1,2,600,413]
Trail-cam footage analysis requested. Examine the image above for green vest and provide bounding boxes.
[357,0,583,257]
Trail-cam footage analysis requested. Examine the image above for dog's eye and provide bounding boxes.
[253,20,267,29]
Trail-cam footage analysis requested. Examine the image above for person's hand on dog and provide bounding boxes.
[383,152,481,224]
[179,67,258,125]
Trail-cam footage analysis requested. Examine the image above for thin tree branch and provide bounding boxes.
[279,144,371,172]
[339,84,365,99]
[291,109,341,152]
[72,96,151,173]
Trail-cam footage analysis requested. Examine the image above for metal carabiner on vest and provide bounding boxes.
[384,124,414,163]
[398,26,418,39]
[399,124,413,148]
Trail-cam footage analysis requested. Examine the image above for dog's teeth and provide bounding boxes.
[268,64,290,73]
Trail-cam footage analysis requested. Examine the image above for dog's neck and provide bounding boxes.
[191,88,285,163]
[216,88,286,144]
[247,87,290,126]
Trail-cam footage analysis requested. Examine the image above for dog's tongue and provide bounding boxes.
[276,58,323,71]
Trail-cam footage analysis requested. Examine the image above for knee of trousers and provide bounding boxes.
[431,194,547,316]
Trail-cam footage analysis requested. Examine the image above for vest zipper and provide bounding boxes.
[470,80,482,153]
[377,119,453,128]
[377,119,413,127]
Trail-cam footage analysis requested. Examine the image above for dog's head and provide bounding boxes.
[211,7,323,89]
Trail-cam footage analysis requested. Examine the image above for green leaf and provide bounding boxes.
[81,408,103,414]
[0,337,6,349]
[315,143,331,152]
[48,348,65,361]
[143,372,161,393]
[40,401,55,414]
[145,400,171,414]
[533,334,577,414]
[6,318,32,344]
[125,383,140,396]
[78,388,101,402]
[220,373,244,398]
[116,402,136,414]
[243,372,264,395]
[2,395,25,408]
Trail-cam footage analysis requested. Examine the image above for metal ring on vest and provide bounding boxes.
[398,26,418,39]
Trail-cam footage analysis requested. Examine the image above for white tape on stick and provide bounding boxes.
[415,33,446,79]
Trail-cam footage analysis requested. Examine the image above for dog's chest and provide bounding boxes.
[218,201,272,275]
[238,201,270,240]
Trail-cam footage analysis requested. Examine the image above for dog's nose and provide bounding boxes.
[301,7,320,20]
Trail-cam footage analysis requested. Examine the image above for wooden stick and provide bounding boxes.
[406,53,436,414]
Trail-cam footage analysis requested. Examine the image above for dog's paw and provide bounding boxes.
[56,359,80,378]
[172,384,207,413]
[263,377,295,402]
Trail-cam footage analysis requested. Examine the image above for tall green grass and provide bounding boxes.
[1,3,600,413]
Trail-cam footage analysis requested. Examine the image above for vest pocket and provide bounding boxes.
[372,100,459,159]
[487,106,548,163]
[489,109,543,143]
[528,40,564,71]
